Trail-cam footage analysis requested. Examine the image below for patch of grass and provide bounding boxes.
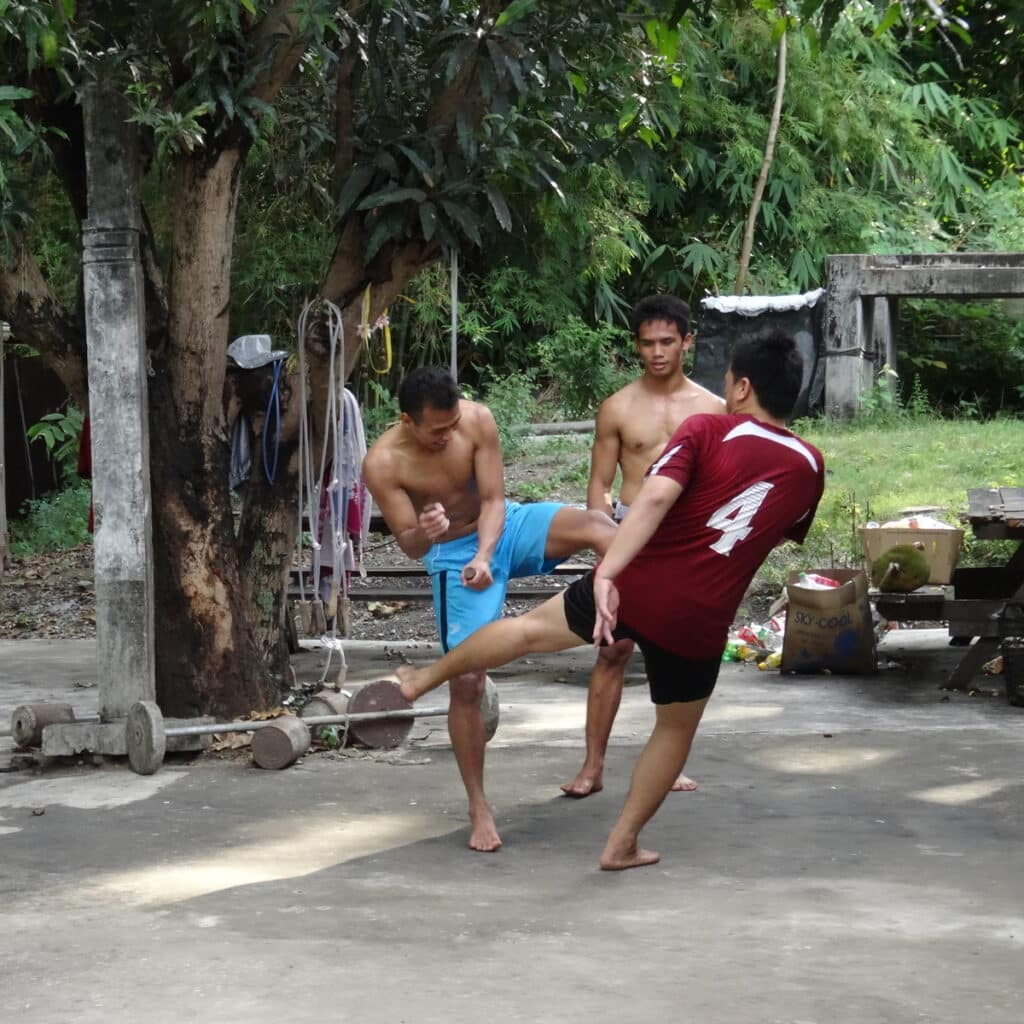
[755,417,1024,588]
[10,485,92,556]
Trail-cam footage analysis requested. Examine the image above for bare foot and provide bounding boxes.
[396,664,429,703]
[599,842,661,871]
[468,806,502,852]
[560,770,604,798]
[671,773,698,793]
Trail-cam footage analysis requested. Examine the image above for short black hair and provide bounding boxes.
[630,294,692,339]
[728,331,804,419]
[398,366,460,420]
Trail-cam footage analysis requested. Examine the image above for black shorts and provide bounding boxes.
[563,572,721,705]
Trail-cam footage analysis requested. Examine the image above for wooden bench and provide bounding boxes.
[944,487,1024,688]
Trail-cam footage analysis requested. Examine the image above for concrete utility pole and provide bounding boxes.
[42,81,157,755]
[81,81,157,719]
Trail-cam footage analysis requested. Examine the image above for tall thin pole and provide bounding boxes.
[81,81,156,719]
[449,248,458,383]
[0,322,9,583]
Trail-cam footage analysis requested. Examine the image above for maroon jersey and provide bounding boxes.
[615,413,824,658]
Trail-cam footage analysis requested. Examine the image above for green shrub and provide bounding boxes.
[360,378,400,442]
[27,404,84,485]
[481,371,537,460]
[535,317,633,420]
[10,484,92,556]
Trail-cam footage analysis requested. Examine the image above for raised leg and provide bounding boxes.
[446,671,502,852]
[543,506,617,562]
[398,591,584,702]
[599,697,708,871]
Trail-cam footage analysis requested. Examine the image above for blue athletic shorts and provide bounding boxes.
[422,500,563,651]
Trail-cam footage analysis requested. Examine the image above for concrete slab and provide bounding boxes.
[1,634,1022,1024]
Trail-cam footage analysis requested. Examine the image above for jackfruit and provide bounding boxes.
[870,543,930,593]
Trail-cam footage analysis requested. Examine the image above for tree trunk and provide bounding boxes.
[148,150,276,719]
[735,27,788,296]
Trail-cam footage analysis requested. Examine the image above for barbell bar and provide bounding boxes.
[127,676,500,775]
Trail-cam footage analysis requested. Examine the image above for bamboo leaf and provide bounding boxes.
[496,0,537,29]
[356,187,427,211]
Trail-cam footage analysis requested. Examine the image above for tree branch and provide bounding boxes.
[333,47,361,197]
[248,1,315,105]
[735,27,787,295]
[0,239,88,409]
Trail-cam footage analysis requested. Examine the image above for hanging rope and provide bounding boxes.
[361,284,393,374]
[261,357,284,483]
[294,297,369,685]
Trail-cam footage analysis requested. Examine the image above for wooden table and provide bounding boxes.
[943,487,1024,688]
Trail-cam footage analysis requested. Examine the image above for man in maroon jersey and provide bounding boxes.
[398,331,825,869]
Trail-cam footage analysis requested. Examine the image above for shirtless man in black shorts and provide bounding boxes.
[564,294,724,798]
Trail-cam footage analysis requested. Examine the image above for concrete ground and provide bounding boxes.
[1,633,1022,1024]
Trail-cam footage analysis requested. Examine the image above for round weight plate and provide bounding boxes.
[127,701,166,775]
[482,676,499,743]
[347,680,413,749]
[300,691,351,742]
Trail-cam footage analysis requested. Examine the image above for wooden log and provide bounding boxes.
[251,717,310,770]
[11,703,75,749]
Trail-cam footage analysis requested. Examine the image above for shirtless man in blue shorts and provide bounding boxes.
[363,367,616,852]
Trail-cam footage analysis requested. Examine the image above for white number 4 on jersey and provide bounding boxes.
[706,482,774,555]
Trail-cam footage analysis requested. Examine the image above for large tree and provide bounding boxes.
[0,0,712,717]
[0,1,978,717]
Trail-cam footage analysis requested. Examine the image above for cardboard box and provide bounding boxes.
[859,527,963,585]
[781,568,876,675]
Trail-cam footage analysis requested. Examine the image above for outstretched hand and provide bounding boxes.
[592,575,619,647]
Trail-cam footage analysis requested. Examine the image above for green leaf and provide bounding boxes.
[215,83,234,121]
[397,144,435,186]
[440,199,482,246]
[618,98,640,132]
[356,187,427,211]
[365,218,395,263]
[495,0,537,29]
[419,201,438,241]
[0,86,34,102]
[336,166,375,219]
[485,184,512,231]
[240,0,256,13]
[567,72,587,95]
[873,3,902,37]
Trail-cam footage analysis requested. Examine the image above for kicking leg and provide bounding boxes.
[561,638,632,798]
[446,671,502,852]
[543,506,617,562]
[599,698,708,871]
[397,591,584,702]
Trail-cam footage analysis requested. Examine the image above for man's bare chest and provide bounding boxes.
[619,400,689,457]
[396,444,476,502]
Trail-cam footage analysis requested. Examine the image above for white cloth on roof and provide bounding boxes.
[700,289,824,317]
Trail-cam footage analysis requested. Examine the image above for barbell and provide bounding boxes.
[127,676,500,775]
